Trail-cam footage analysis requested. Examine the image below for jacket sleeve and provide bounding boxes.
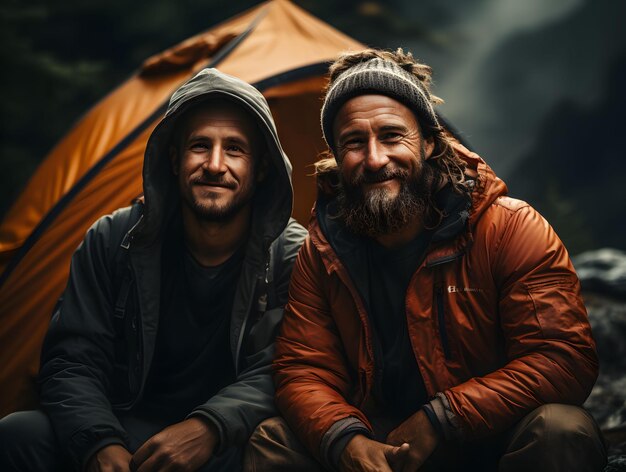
[439,203,599,440]
[190,219,308,451]
[273,236,373,467]
[38,212,131,470]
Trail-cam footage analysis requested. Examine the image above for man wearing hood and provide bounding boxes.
[0,68,306,471]
[246,49,606,471]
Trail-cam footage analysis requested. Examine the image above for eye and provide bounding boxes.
[342,137,365,149]
[190,142,209,152]
[225,144,246,155]
[381,132,402,142]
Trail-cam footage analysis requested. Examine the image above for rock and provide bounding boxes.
[573,249,626,299]
[574,251,626,470]
[582,292,626,470]
[583,293,626,377]
[607,457,626,472]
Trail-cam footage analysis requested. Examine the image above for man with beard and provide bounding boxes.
[0,69,306,471]
[244,50,606,471]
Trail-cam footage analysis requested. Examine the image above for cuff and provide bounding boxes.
[320,417,372,470]
[427,392,464,441]
[422,403,443,439]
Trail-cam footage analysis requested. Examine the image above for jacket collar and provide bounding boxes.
[309,143,508,275]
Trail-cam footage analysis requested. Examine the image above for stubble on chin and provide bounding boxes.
[186,182,255,223]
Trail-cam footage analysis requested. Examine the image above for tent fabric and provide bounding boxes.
[0,0,364,416]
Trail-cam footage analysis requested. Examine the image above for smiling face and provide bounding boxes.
[171,99,264,222]
[332,94,437,237]
[334,94,434,196]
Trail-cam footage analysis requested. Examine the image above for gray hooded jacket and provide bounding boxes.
[38,69,307,469]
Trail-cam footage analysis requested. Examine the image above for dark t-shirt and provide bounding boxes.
[366,231,431,419]
[137,235,243,423]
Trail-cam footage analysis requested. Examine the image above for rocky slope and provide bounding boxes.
[575,249,626,470]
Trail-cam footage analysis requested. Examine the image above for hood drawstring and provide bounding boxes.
[120,213,144,250]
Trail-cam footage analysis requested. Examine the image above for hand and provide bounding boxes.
[87,444,132,472]
[130,417,218,472]
[339,434,410,472]
[386,410,439,472]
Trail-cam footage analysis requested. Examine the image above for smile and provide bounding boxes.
[195,182,235,189]
[363,177,396,186]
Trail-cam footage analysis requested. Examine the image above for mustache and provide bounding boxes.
[350,167,409,186]
[191,175,237,189]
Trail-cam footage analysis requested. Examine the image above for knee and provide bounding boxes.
[248,417,292,450]
[251,417,291,437]
[528,404,606,467]
[244,417,289,472]
[0,410,57,470]
[244,417,321,472]
[534,404,600,446]
[0,411,37,451]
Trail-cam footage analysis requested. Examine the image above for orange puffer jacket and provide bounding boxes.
[274,144,598,463]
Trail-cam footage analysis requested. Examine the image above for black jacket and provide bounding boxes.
[37,69,307,469]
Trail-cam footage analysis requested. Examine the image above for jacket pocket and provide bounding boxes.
[526,278,586,339]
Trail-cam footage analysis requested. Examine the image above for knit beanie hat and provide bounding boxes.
[321,57,440,156]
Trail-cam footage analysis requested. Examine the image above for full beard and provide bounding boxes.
[337,161,438,238]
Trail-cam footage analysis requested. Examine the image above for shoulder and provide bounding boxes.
[89,203,143,240]
[271,218,308,260]
[474,197,572,280]
[475,196,544,236]
[472,196,561,256]
[78,204,143,262]
[491,196,531,213]
[281,218,308,242]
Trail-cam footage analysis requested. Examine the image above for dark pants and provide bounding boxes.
[244,404,607,472]
[0,410,242,471]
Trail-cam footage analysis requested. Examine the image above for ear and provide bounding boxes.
[169,146,179,176]
[256,154,269,182]
[423,135,435,160]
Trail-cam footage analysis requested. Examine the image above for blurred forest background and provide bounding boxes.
[1,0,625,255]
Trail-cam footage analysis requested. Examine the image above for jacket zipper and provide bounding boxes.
[234,277,257,376]
[370,326,385,404]
[435,283,451,360]
[427,251,465,361]
[117,214,147,411]
[233,254,269,375]
[129,268,143,404]
[325,260,379,403]
[113,258,144,410]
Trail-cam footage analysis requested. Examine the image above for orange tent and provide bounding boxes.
[0,0,364,416]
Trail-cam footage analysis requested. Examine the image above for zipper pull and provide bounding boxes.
[264,257,271,284]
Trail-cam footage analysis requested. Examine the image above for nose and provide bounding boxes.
[203,144,226,175]
[363,137,389,172]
